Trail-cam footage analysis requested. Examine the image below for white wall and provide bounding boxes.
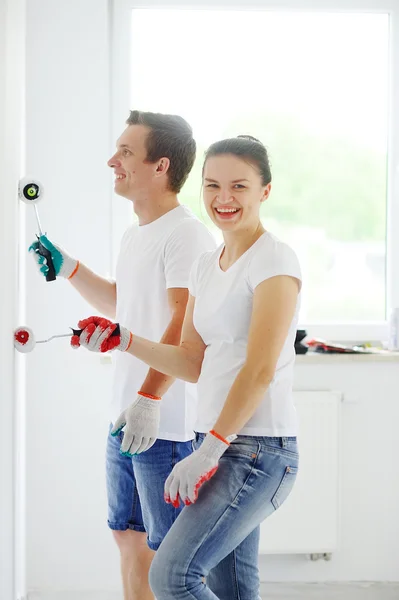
[22,0,399,595]
[24,0,121,594]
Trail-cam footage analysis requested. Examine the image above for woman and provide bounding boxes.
[75,135,302,600]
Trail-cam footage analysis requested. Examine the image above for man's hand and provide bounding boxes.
[29,234,79,279]
[111,392,161,455]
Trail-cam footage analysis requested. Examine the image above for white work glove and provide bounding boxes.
[164,430,237,507]
[29,234,79,279]
[111,392,161,455]
[71,317,132,352]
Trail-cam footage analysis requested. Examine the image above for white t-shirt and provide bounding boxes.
[189,231,302,437]
[111,205,216,441]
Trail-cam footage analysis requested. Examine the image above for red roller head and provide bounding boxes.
[14,326,36,353]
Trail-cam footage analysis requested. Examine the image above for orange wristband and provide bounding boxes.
[138,391,162,401]
[125,331,133,352]
[209,429,230,446]
[68,260,80,280]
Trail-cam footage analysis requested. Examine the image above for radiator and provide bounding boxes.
[259,390,341,556]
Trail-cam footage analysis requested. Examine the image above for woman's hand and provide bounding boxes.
[72,316,133,352]
[164,430,235,507]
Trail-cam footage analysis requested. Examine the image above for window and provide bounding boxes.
[112,1,399,341]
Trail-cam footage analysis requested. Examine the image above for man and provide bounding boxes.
[29,110,216,600]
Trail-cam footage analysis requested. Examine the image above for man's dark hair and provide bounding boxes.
[126,110,196,193]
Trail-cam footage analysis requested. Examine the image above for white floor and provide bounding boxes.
[28,583,399,599]
[260,583,399,598]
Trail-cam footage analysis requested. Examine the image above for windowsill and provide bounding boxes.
[295,351,399,364]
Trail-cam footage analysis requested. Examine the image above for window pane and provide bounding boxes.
[130,10,389,322]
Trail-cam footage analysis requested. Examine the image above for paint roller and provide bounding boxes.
[13,325,121,353]
[18,177,56,282]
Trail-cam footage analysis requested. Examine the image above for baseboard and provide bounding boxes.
[27,583,399,600]
[27,593,121,600]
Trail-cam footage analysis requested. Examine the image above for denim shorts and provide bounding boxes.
[149,433,299,599]
[106,424,194,550]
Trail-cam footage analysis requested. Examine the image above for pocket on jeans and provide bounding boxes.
[192,432,205,452]
[271,465,298,510]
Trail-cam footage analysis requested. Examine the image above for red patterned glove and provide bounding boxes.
[164,430,237,507]
[71,316,133,353]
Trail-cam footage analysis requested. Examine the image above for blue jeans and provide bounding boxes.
[106,424,193,550]
[149,433,299,599]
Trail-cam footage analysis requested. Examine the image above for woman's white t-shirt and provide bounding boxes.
[189,231,302,437]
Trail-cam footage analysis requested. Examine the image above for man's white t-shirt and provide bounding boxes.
[189,231,302,437]
[111,205,216,441]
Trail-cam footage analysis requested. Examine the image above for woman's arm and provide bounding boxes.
[126,295,206,383]
[212,275,300,438]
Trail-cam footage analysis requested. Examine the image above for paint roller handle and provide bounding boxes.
[36,238,56,282]
[71,324,121,338]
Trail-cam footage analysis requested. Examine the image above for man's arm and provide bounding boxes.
[138,287,189,397]
[106,292,204,455]
[69,263,116,318]
[29,234,117,317]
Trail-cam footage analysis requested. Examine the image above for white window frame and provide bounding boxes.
[110,0,399,342]
[1,1,26,599]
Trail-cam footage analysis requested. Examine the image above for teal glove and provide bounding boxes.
[29,235,79,279]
